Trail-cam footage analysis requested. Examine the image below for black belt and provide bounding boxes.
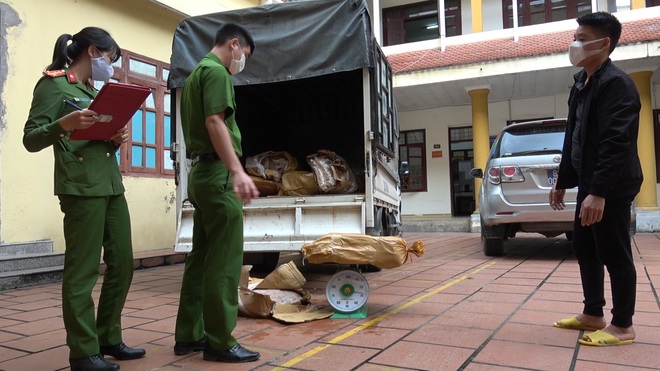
[191,152,219,166]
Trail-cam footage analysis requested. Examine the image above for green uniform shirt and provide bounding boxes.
[181,52,242,158]
[23,71,124,196]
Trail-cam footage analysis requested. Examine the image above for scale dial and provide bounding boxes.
[326,270,369,312]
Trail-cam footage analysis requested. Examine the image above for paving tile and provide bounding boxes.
[472,339,575,370]
[2,317,64,336]
[577,342,660,369]
[405,323,492,349]
[3,307,61,322]
[0,345,68,370]
[0,345,27,363]
[494,322,580,348]
[430,311,509,331]
[321,326,410,349]
[1,328,66,353]
[271,342,379,370]
[2,299,61,312]
[368,340,475,370]
[451,299,521,316]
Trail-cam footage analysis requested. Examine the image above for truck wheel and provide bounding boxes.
[244,252,280,274]
[483,238,504,256]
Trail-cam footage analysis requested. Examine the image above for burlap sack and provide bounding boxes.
[300,233,426,269]
[246,151,298,183]
[250,175,280,196]
[281,171,320,196]
[306,149,357,194]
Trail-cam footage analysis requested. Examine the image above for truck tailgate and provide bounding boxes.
[175,194,366,253]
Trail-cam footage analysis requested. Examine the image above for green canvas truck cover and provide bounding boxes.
[168,0,375,88]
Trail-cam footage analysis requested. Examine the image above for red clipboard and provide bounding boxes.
[69,82,152,140]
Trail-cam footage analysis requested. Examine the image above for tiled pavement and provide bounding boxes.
[0,232,658,371]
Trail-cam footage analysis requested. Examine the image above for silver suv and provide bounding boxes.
[470,119,576,256]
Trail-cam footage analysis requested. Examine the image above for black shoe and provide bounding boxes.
[69,354,119,371]
[174,335,207,355]
[203,343,260,363]
[100,342,146,360]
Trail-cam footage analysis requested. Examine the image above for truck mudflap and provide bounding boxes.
[174,194,366,253]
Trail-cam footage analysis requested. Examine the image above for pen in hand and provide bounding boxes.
[63,99,99,121]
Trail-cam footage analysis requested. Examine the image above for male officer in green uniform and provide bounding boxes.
[24,27,144,371]
[172,24,260,363]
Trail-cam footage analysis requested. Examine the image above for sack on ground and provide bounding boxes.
[300,233,425,269]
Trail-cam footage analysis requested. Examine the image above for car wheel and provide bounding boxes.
[483,238,504,256]
[565,231,574,241]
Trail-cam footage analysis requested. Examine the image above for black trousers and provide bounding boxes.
[572,191,636,328]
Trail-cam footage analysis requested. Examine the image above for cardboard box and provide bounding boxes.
[238,261,333,324]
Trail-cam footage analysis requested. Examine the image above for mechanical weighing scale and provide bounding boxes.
[325,268,370,318]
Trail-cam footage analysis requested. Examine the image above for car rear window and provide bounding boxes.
[495,125,566,158]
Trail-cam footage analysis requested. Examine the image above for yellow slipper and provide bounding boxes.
[553,317,601,331]
[579,330,634,346]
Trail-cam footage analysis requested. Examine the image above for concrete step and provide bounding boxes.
[0,248,187,290]
[0,241,54,255]
[402,216,471,233]
[0,253,65,273]
[0,266,63,289]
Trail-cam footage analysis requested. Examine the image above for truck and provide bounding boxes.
[169,0,403,271]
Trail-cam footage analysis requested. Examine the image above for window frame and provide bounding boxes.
[399,129,427,192]
[502,0,592,28]
[382,0,462,46]
[110,50,173,178]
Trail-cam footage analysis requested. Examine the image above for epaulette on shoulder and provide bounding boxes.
[43,69,66,78]
[43,70,78,83]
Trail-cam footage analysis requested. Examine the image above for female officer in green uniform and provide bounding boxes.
[23,27,145,371]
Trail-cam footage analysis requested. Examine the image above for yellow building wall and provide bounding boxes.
[1,0,265,253]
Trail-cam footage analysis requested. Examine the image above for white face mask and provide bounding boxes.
[229,42,246,75]
[90,55,114,82]
[568,38,605,66]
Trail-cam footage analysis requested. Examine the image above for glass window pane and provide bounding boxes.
[132,145,142,166]
[163,68,170,82]
[146,147,156,168]
[164,149,173,170]
[410,158,423,175]
[410,147,422,157]
[400,146,408,161]
[407,131,424,144]
[145,89,156,109]
[164,93,171,113]
[112,56,122,68]
[164,115,171,146]
[146,111,156,144]
[129,59,157,77]
[132,111,143,142]
[115,148,121,165]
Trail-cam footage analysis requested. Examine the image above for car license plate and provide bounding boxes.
[547,169,558,186]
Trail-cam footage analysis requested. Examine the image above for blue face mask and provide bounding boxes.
[90,55,114,82]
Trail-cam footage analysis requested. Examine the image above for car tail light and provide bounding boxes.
[487,166,524,184]
[487,167,501,185]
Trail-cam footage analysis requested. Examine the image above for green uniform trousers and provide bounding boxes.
[175,160,243,350]
[59,194,134,358]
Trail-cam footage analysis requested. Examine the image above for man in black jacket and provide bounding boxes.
[549,12,642,346]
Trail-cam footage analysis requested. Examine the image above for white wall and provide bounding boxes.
[399,94,569,216]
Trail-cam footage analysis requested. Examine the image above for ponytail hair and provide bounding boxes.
[45,27,121,71]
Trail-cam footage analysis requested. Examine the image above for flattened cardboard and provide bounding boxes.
[237,264,333,324]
